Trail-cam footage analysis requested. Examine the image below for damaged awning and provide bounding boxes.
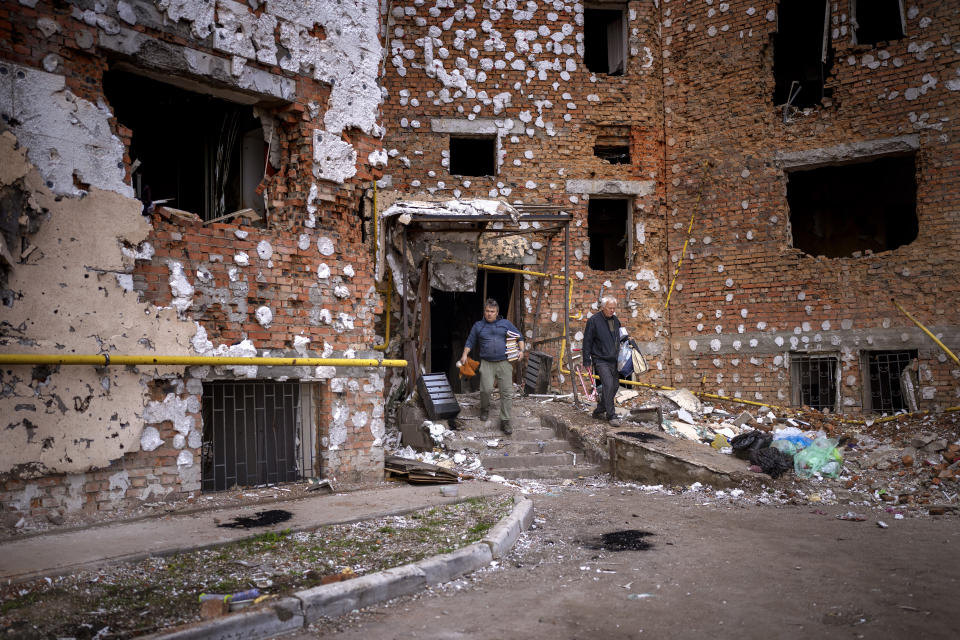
[378,199,572,289]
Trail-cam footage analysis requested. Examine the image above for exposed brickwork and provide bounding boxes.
[380,0,959,414]
[0,0,387,518]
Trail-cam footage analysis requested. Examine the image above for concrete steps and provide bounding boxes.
[449,394,603,481]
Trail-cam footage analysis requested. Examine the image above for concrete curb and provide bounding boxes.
[141,495,534,639]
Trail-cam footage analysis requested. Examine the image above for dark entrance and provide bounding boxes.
[201,380,301,491]
[430,270,517,393]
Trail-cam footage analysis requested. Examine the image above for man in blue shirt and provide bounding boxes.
[457,299,525,434]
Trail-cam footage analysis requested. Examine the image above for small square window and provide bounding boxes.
[449,136,496,176]
[584,6,627,76]
[853,0,905,46]
[588,198,630,271]
[791,354,838,411]
[594,126,631,164]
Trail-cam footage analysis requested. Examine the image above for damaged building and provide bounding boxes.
[2,0,958,521]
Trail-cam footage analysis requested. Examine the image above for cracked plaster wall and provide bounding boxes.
[0,130,197,479]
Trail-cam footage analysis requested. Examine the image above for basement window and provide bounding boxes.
[449,136,496,176]
[201,380,317,491]
[584,6,627,76]
[791,354,838,411]
[852,0,906,45]
[594,126,631,164]
[103,70,267,222]
[588,198,630,271]
[772,0,833,109]
[786,154,918,258]
[865,350,917,414]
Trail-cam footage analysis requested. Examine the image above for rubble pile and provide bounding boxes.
[610,385,960,514]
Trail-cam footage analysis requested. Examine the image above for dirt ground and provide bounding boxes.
[291,479,960,640]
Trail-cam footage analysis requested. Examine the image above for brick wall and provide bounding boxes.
[380,1,673,385]
[0,0,388,519]
[380,0,959,413]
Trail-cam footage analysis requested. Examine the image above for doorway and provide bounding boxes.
[430,270,517,393]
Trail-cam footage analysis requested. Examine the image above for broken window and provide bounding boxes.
[865,350,917,414]
[201,380,315,491]
[791,354,838,411]
[588,198,630,271]
[594,126,631,164]
[852,0,905,45]
[584,5,626,76]
[787,154,918,258]
[449,136,496,176]
[772,0,833,109]
[103,70,267,222]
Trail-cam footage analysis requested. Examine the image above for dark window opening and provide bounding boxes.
[594,125,631,164]
[854,0,905,45]
[449,136,496,176]
[791,354,838,411]
[588,198,629,271]
[584,7,626,76]
[787,154,918,258]
[866,350,917,413]
[772,0,833,108]
[201,380,310,492]
[430,270,516,393]
[103,70,266,222]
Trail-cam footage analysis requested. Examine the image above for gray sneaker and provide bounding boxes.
[500,420,512,435]
[478,409,489,421]
[608,418,623,428]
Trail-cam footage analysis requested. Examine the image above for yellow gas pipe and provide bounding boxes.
[0,354,406,367]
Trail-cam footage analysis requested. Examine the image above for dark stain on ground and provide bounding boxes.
[585,529,655,551]
[217,509,293,529]
[616,431,664,442]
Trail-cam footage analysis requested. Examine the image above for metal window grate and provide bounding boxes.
[791,354,838,411]
[201,380,310,492]
[867,350,917,414]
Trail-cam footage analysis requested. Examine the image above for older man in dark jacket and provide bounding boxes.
[583,296,622,425]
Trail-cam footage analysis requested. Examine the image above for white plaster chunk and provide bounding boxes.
[317,236,335,256]
[313,130,358,183]
[143,393,200,436]
[343,264,355,278]
[298,233,310,251]
[255,305,273,327]
[176,450,194,468]
[0,62,132,197]
[234,251,250,266]
[140,426,164,452]
[317,263,330,279]
[256,239,273,260]
[167,260,195,316]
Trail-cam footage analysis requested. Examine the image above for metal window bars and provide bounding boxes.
[867,350,917,414]
[792,354,838,411]
[201,380,315,492]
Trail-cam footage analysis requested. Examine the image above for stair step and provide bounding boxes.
[447,440,571,456]
[481,452,576,470]
[452,427,557,440]
[492,464,606,480]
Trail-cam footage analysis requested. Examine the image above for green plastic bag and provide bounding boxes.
[794,436,843,478]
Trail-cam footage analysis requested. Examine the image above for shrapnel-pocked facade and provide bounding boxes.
[2,0,958,522]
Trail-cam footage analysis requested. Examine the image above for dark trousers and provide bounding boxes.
[594,360,619,419]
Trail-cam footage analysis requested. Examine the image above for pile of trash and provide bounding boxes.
[629,389,845,480]
[384,420,488,481]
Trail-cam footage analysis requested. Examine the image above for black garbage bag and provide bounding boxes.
[730,430,773,459]
[749,446,794,479]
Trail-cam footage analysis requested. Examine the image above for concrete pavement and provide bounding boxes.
[0,481,511,584]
